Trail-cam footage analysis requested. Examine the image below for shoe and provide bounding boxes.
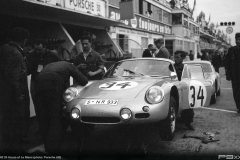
[185,123,195,130]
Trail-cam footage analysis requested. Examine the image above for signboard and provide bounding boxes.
[65,0,106,17]
[109,7,171,35]
[226,26,233,34]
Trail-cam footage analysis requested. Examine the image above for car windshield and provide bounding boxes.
[103,59,173,78]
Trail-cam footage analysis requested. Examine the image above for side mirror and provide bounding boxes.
[170,72,177,79]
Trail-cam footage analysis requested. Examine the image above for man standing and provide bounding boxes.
[189,50,194,60]
[35,61,88,154]
[225,33,240,113]
[212,50,222,73]
[174,50,195,130]
[154,38,170,59]
[142,44,155,57]
[0,27,29,154]
[74,34,105,80]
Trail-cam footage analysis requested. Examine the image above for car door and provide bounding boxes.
[180,64,212,111]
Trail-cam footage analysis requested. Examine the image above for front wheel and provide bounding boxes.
[159,96,177,141]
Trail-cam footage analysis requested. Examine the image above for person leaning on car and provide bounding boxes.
[34,61,88,154]
[74,33,105,80]
[0,27,29,155]
[174,50,195,130]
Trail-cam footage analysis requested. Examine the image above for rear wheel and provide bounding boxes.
[159,96,177,141]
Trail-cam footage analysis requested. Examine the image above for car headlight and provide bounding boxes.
[71,108,80,119]
[120,108,132,120]
[146,86,164,104]
[63,87,79,102]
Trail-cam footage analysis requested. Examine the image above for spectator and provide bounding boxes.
[142,44,155,57]
[211,50,222,73]
[74,33,105,80]
[154,38,170,59]
[0,27,29,155]
[201,51,210,61]
[189,50,194,60]
[225,32,240,113]
[173,50,195,130]
[35,61,88,154]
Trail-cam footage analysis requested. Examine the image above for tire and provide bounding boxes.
[217,88,221,96]
[210,92,216,104]
[159,96,177,141]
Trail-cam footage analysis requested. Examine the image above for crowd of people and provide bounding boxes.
[0,27,105,155]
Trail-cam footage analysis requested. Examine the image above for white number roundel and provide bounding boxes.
[99,81,138,90]
[188,80,207,108]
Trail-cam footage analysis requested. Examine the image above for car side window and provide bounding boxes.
[188,65,205,79]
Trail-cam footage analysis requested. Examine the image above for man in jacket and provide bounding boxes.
[0,27,29,155]
[174,50,195,130]
[74,34,105,80]
[142,44,155,57]
[35,61,88,154]
[154,38,170,59]
[225,33,240,113]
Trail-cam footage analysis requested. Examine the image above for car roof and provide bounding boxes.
[119,58,175,64]
[183,60,211,64]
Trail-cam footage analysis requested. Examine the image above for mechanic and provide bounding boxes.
[0,27,29,155]
[34,61,88,154]
[225,33,240,113]
[74,33,105,80]
[174,50,195,130]
[154,38,170,59]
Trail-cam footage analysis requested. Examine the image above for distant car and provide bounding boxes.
[184,60,221,104]
[63,58,214,141]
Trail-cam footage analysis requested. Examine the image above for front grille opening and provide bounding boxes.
[81,116,121,123]
[135,113,150,119]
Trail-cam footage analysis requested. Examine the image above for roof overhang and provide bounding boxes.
[200,31,215,39]
[0,0,121,29]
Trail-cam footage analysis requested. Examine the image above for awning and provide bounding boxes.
[0,0,121,29]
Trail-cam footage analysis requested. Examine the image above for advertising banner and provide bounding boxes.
[65,0,106,17]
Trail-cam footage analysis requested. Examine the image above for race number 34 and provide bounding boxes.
[188,80,207,108]
[99,81,138,90]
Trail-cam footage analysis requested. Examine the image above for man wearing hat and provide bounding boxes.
[225,32,240,113]
[154,38,170,59]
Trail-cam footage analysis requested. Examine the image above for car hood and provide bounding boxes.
[78,76,165,99]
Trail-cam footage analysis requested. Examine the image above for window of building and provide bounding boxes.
[141,37,148,48]
[109,0,120,7]
[163,10,171,24]
[153,6,162,22]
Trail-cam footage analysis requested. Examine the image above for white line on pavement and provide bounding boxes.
[199,107,237,113]
[221,88,232,90]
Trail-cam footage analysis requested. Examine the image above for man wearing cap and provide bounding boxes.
[225,33,240,113]
[154,38,170,59]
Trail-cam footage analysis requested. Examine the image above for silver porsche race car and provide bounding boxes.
[63,58,213,141]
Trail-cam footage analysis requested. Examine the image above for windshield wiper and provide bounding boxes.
[124,69,145,76]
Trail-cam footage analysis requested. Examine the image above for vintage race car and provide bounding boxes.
[183,60,221,104]
[63,58,213,141]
